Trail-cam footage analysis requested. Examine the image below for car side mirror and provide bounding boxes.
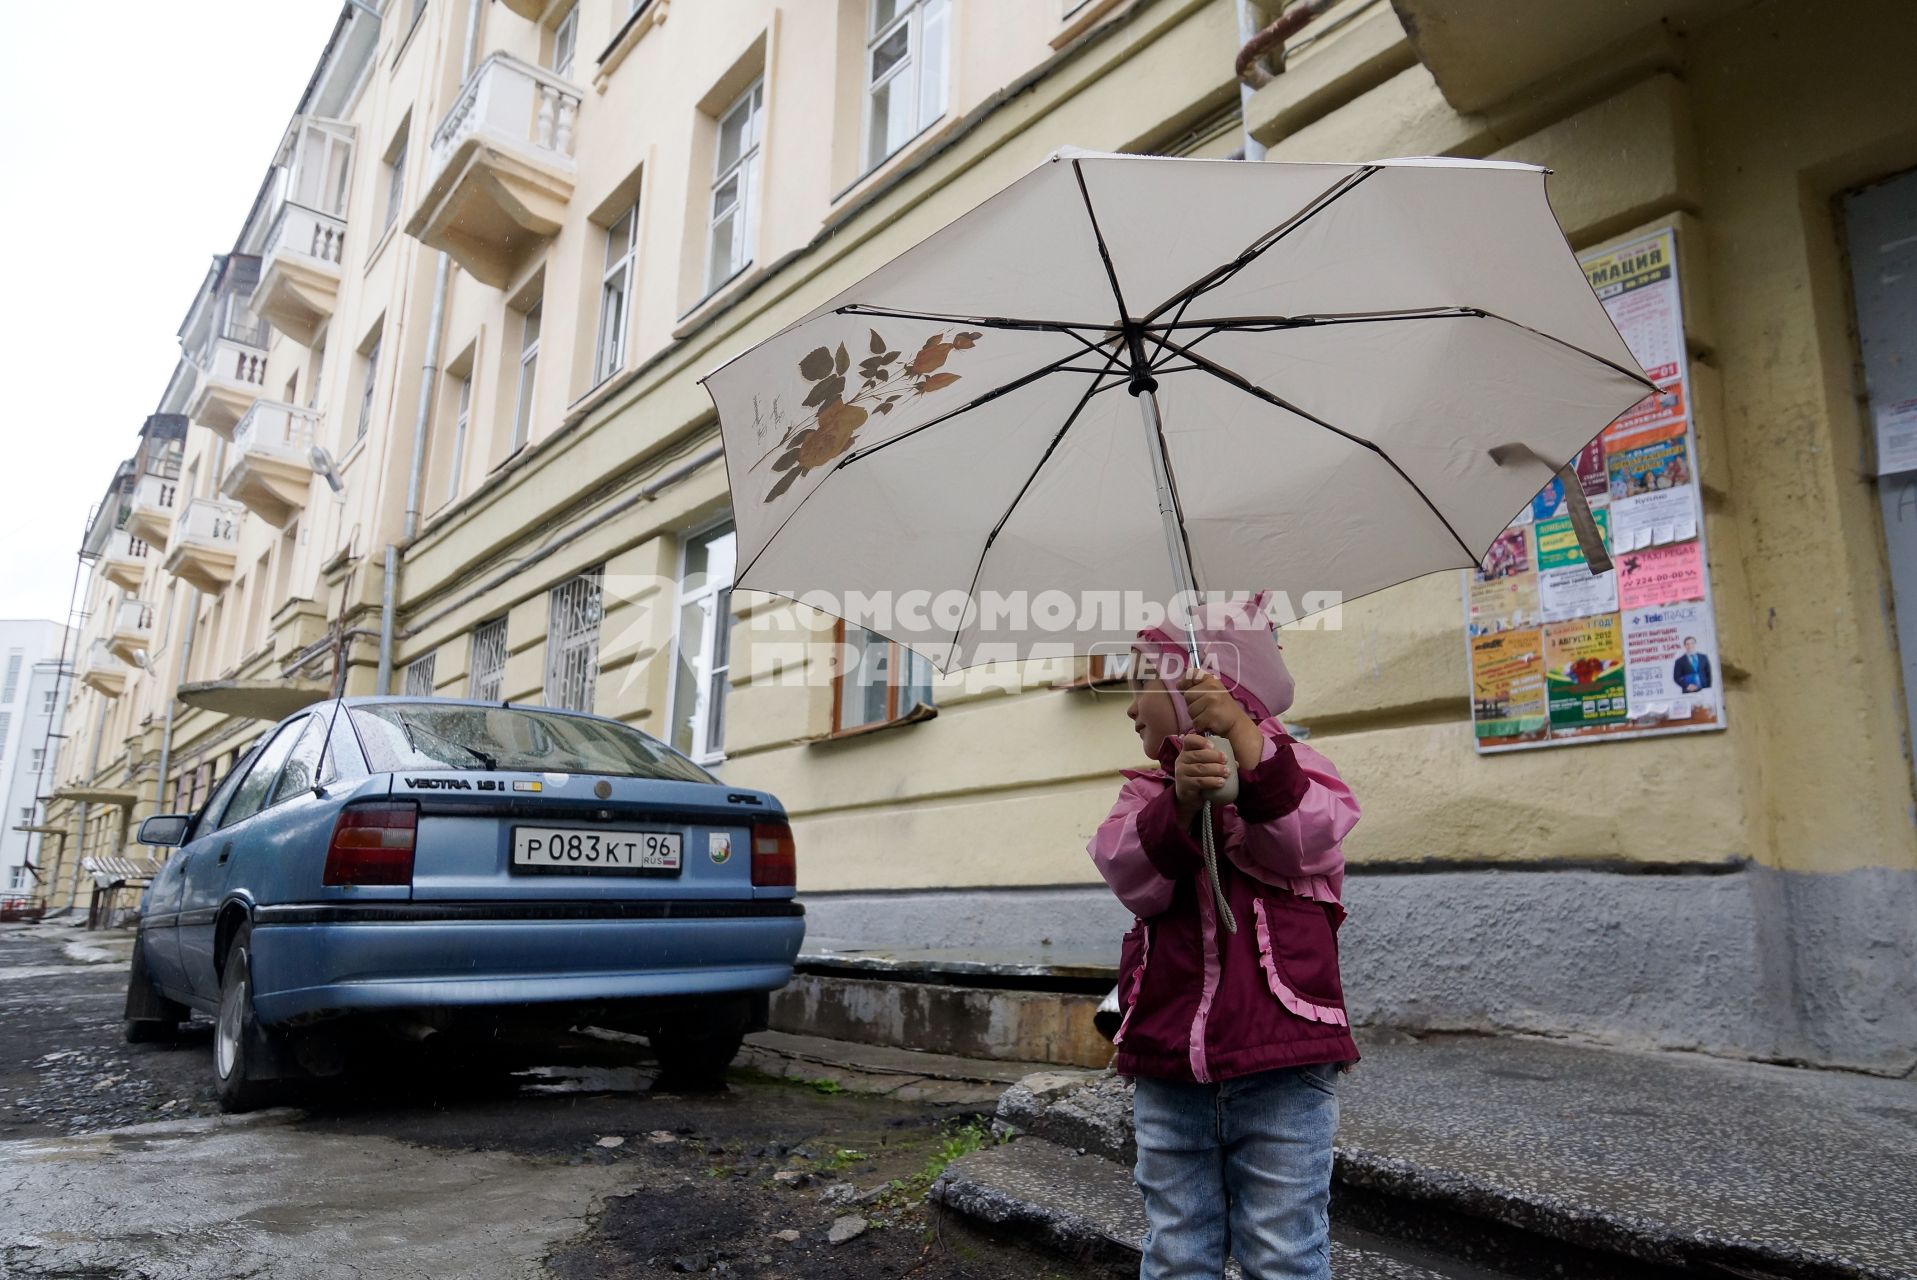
[138,814,193,847]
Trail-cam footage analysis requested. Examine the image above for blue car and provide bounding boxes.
[125,697,804,1109]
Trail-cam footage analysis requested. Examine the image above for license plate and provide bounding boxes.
[511,827,682,873]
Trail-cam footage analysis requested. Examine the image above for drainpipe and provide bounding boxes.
[378,0,484,694]
[151,586,200,818]
[1236,0,1335,91]
[1234,0,1270,162]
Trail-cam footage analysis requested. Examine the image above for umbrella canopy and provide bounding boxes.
[704,148,1653,671]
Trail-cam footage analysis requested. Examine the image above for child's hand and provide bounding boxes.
[1179,668,1252,738]
[1173,734,1230,820]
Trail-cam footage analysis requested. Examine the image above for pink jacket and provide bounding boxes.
[1088,601,1361,1082]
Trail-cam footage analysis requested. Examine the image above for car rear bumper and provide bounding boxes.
[246,900,805,1025]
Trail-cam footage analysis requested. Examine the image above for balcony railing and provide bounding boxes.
[163,497,244,594]
[408,52,580,288]
[264,201,346,268]
[430,52,581,176]
[100,528,152,592]
[223,401,321,529]
[124,471,179,547]
[108,599,154,664]
[256,200,348,347]
[80,638,128,697]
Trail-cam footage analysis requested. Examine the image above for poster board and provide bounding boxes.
[1465,228,1726,751]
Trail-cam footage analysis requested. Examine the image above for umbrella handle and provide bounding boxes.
[1204,733,1240,804]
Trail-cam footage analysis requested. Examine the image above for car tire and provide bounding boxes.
[214,925,283,1113]
[651,1026,745,1091]
[124,935,188,1044]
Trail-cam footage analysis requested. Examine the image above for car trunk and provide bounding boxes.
[393,772,768,902]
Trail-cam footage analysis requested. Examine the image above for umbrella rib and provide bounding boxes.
[948,352,1125,661]
[1072,160,1133,324]
[733,347,1107,589]
[1155,334,1480,564]
[836,304,1112,337]
[1142,166,1380,328]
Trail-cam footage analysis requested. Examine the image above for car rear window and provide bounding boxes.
[349,703,714,783]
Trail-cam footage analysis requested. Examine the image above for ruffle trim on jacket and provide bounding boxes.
[1252,899,1348,1026]
[1112,923,1151,1046]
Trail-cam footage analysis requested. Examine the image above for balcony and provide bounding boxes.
[407,52,581,288]
[79,639,128,698]
[107,599,154,665]
[123,466,181,548]
[162,498,244,594]
[187,320,269,438]
[99,528,153,593]
[220,401,320,528]
[254,202,346,347]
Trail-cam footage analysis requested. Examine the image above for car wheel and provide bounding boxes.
[124,934,188,1044]
[651,1025,745,1091]
[214,925,282,1112]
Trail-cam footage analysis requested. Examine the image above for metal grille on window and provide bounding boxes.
[402,653,437,697]
[469,617,508,701]
[546,568,604,712]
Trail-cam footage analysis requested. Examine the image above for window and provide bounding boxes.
[834,623,935,732]
[383,133,408,232]
[707,83,764,293]
[2,651,21,703]
[215,719,307,831]
[19,806,32,825]
[357,332,382,439]
[403,652,437,696]
[513,302,541,449]
[469,617,508,700]
[595,204,638,384]
[550,5,578,79]
[409,0,428,28]
[865,0,949,172]
[30,748,44,772]
[545,567,603,712]
[350,702,711,782]
[270,714,336,803]
[445,371,472,504]
[41,690,56,714]
[670,523,736,762]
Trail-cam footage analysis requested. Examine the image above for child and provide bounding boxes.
[1089,597,1360,1280]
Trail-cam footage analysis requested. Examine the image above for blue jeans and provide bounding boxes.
[1132,1065,1339,1279]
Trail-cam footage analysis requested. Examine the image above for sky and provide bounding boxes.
[0,0,342,623]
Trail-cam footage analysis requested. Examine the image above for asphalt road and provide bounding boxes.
[0,922,1125,1279]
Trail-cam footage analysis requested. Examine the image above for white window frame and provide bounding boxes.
[668,521,737,764]
[357,333,382,440]
[468,617,508,700]
[550,5,578,79]
[513,301,541,450]
[863,0,950,174]
[383,136,408,232]
[402,652,437,696]
[445,370,472,505]
[595,204,639,385]
[545,567,604,712]
[706,82,764,294]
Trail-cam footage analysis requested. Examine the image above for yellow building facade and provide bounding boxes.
[44,0,1917,1072]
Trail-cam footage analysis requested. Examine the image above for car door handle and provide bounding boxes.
[218,841,233,865]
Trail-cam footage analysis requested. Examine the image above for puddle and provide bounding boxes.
[509,1064,653,1095]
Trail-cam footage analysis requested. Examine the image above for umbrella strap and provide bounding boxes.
[1200,801,1239,934]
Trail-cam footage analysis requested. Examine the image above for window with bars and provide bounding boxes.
[469,617,508,701]
[834,623,935,733]
[545,568,604,712]
[707,83,764,294]
[671,524,736,762]
[402,652,437,696]
[864,0,950,173]
[513,301,541,450]
[595,205,639,384]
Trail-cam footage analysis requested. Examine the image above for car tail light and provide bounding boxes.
[751,820,796,887]
[323,802,418,886]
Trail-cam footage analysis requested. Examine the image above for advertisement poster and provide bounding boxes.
[1544,615,1627,732]
[1623,600,1722,726]
[1874,396,1917,476]
[1464,226,1726,752]
[1471,630,1548,745]
[1617,541,1704,611]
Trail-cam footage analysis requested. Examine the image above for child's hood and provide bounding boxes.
[1135,593,1295,755]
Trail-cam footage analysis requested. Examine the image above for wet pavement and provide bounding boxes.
[0,923,1127,1279]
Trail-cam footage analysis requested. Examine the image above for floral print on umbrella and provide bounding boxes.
[754,328,984,502]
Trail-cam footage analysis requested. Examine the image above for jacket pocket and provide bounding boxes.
[1252,895,1347,1027]
[1113,920,1151,1045]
